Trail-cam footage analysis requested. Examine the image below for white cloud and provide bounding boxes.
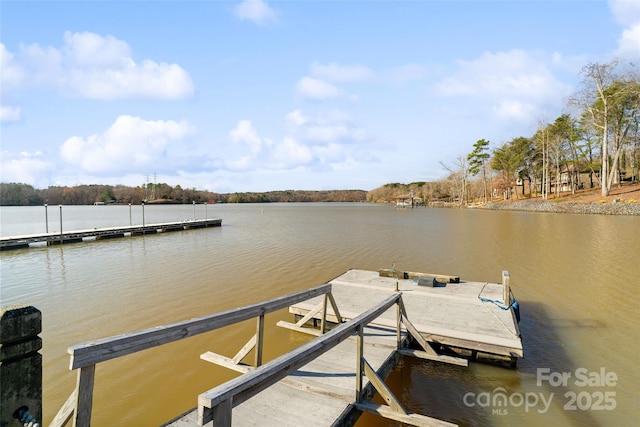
[230,119,266,152]
[271,137,313,168]
[0,151,54,185]
[287,109,366,145]
[68,61,194,100]
[608,1,640,60]
[225,110,367,172]
[0,43,24,88]
[63,31,133,68]
[234,0,278,26]
[386,63,428,84]
[492,100,537,121]
[312,142,344,164]
[296,77,344,100]
[225,155,254,171]
[285,109,309,126]
[18,42,63,88]
[296,62,373,101]
[615,23,640,60]
[8,32,194,100]
[304,123,366,144]
[305,125,351,143]
[435,49,572,122]
[309,62,374,83]
[438,50,549,97]
[0,106,21,122]
[60,115,194,174]
[608,0,640,27]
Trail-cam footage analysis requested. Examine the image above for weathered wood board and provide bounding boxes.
[164,269,522,427]
[164,325,402,427]
[290,269,522,359]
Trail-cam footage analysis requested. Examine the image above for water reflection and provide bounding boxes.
[44,248,64,301]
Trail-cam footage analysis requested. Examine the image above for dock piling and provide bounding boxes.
[59,205,63,243]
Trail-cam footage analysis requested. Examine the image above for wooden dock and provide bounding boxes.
[166,324,411,427]
[286,269,522,364]
[0,219,221,250]
[164,270,520,426]
[51,269,521,427]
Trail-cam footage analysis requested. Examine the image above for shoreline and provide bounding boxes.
[479,199,640,216]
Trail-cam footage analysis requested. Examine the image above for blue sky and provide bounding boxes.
[1,0,639,193]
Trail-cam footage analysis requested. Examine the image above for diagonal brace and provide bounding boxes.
[363,358,407,414]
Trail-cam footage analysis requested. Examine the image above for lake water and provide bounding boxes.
[1,203,638,426]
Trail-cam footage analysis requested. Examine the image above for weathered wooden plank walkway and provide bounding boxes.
[288,269,522,362]
[164,268,520,427]
[0,219,221,250]
[165,325,405,427]
[165,288,462,427]
[51,269,520,427]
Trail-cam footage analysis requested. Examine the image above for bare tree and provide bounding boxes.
[440,155,469,206]
[575,61,640,196]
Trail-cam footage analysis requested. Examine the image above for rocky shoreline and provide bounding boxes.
[480,200,640,216]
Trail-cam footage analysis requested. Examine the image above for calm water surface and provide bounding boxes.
[1,203,638,426]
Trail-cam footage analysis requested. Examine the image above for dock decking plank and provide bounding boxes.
[164,268,522,426]
[292,269,522,358]
[165,325,401,427]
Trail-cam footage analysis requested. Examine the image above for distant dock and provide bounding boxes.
[0,219,222,251]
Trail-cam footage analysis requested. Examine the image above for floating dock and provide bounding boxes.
[0,219,221,250]
[163,269,521,427]
[52,269,521,427]
[288,269,522,364]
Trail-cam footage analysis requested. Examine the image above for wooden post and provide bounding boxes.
[320,293,328,334]
[327,293,343,323]
[502,271,511,306]
[396,298,402,349]
[255,315,264,367]
[0,304,42,426]
[212,398,232,427]
[355,325,363,403]
[73,365,96,427]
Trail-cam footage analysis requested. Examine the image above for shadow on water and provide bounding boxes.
[356,301,606,427]
[515,301,607,427]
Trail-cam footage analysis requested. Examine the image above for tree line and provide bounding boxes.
[443,60,639,205]
[366,182,453,203]
[0,182,367,206]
